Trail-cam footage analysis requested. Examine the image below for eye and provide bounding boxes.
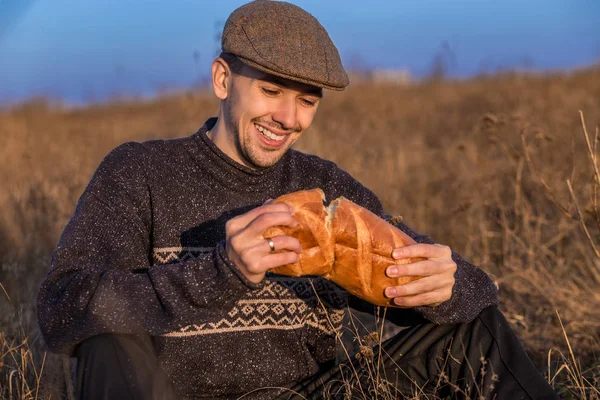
[261,87,279,96]
[299,98,317,107]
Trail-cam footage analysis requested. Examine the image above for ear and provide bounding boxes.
[212,58,231,100]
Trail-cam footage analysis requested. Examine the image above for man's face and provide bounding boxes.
[221,65,322,169]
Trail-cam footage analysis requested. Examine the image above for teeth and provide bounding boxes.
[255,124,286,141]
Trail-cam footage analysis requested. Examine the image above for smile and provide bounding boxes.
[254,124,286,142]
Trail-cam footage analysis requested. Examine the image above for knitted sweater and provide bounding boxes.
[37,118,498,399]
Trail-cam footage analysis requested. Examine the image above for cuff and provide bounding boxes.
[414,253,499,324]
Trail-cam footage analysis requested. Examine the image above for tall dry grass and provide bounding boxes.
[1,67,599,398]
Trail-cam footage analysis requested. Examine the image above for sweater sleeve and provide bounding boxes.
[37,143,260,355]
[319,163,498,324]
[361,192,499,324]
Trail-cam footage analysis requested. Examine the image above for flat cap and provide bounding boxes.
[222,0,349,90]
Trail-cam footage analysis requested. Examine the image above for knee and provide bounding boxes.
[75,334,126,391]
[76,334,118,358]
[476,306,509,326]
[470,306,519,345]
[76,334,176,399]
[76,333,153,364]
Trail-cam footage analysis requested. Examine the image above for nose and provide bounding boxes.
[271,97,297,131]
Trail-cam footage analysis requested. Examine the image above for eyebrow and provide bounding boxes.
[259,75,323,98]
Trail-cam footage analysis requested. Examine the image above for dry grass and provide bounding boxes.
[1,66,599,398]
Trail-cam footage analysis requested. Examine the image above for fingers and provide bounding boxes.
[237,236,302,275]
[385,244,456,307]
[260,252,301,271]
[230,230,301,261]
[247,212,298,238]
[392,243,452,260]
[225,202,300,284]
[386,259,456,277]
[239,248,300,275]
[227,211,297,249]
[384,274,455,298]
[387,289,452,308]
[236,251,300,281]
[227,203,294,234]
[266,235,302,255]
[384,275,454,307]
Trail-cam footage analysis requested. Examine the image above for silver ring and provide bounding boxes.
[266,238,276,252]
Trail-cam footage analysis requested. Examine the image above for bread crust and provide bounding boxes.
[263,188,422,306]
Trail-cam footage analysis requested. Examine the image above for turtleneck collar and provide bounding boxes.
[189,117,289,193]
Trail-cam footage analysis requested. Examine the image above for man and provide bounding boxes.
[37,1,559,399]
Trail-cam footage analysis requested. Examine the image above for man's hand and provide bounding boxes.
[225,203,302,284]
[384,243,456,307]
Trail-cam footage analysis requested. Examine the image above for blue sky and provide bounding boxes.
[0,0,598,106]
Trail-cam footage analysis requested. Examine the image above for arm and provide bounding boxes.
[37,143,260,355]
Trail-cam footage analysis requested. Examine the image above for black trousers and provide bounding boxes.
[76,307,560,400]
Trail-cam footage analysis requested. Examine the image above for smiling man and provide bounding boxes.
[37,1,559,399]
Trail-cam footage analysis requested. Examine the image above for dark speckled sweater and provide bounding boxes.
[37,118,498,399]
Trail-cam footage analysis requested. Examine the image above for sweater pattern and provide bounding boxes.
[156,246,346,338]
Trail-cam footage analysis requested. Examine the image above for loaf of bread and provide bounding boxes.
[263,188,422,306]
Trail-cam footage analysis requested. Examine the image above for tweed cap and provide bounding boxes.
[222,0,349,90]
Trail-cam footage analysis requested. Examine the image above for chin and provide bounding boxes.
[244,131,289,168]
[249,153,284,169]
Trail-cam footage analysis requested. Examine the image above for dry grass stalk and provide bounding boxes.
[0,331,46,400]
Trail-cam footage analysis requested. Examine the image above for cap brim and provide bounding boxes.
[236,56,347,91]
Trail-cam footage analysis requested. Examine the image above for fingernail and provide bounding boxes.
[264,198,273,204]
[388,266,398,276]
[386,287,397,297]
[393,249,404,258]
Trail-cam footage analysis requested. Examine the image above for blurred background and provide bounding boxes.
[1,1,600,399]
[1,0,599,106]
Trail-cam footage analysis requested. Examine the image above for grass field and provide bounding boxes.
[1,66,599,398]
